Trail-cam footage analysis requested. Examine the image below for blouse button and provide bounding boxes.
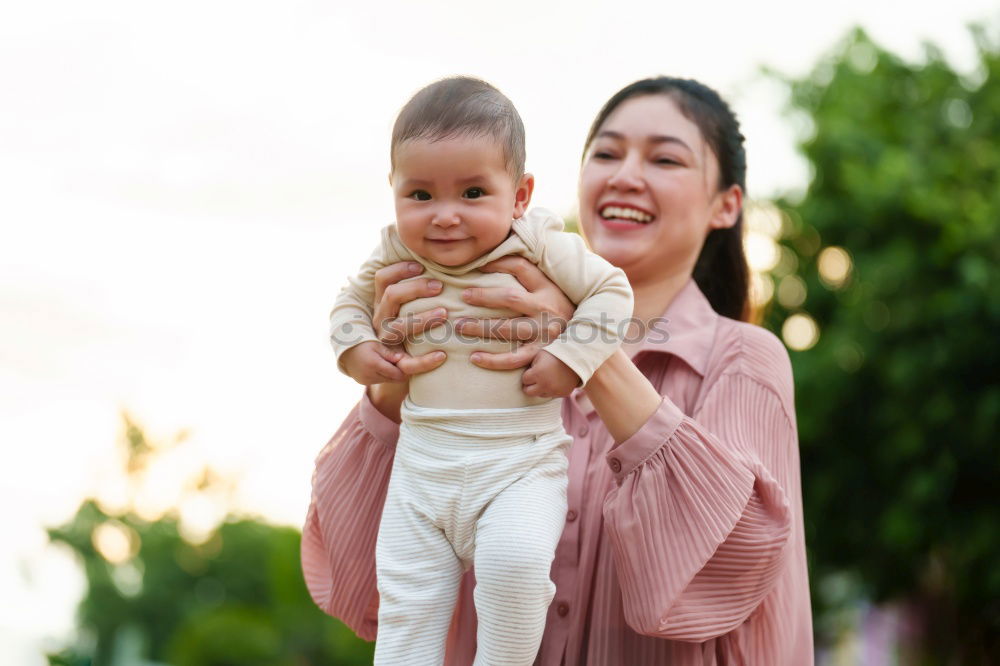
[566,509,578,522]
[609,458,622,473]
[577,423,590,437]
[556,602,570,617]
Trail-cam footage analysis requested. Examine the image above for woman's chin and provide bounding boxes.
[583,230,640,263]
[589,242,645,271]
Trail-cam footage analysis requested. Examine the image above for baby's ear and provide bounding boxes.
[512,173,535,218]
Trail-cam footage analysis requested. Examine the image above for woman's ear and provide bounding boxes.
[708,184,743,230]
[512,173,535,219]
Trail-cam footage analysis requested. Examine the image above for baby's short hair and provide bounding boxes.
[391,76,526,179]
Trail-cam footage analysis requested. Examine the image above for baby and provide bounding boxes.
[330,77,632,665]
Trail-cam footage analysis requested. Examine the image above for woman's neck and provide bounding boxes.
[629,269,690,324]
[622,269,691,356]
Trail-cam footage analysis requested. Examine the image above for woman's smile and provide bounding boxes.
[598,201,656,230]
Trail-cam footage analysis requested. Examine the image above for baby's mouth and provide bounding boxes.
[599,205,654,224]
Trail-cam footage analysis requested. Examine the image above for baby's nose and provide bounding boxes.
[432,207,461,226]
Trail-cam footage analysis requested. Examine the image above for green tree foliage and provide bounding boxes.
[46,423,373,665]
[765,26,1000,660]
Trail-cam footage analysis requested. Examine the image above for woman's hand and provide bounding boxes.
[372,261,448,350]
[367,261,449,422]
[458,256,575,344]
[458,256,578,397]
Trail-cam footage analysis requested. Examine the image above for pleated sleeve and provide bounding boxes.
[602,370,795,642]
[301,392,400,640]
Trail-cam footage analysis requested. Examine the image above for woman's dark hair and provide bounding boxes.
[583,77,750,321]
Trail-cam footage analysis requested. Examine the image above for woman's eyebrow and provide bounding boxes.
[648,135,693,152]
[597,130,692,152]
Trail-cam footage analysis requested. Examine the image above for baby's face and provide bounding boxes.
[391,135,531,266]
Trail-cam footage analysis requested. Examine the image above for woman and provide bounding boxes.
[302,77,813,664]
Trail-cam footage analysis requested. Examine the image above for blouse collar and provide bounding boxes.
[630,277,718,377]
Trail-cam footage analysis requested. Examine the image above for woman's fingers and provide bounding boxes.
[456,316,543,342]
[373,261,424,303]
[463,257,576,325]
[479,255,550,291]
[462,285,539,317]
[396,350,447,376]
[469,344,539,371]
[380,307,448,345]
[373,278,444,336]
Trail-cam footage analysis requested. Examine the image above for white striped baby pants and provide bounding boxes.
[374,398,571,666]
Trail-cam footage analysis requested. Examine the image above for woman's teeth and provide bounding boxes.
[600,206,653,223]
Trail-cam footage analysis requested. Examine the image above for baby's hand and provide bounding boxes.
[340,341,405,386]
[521,349,581,399]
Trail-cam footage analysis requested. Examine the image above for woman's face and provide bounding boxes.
[578,94,738,284]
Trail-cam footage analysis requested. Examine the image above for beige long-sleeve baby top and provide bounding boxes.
[329,208,633,409]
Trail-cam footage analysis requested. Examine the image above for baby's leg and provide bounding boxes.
[375,468,464,665]
[472,435,570,665]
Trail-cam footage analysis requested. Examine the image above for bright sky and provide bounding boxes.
[1,0,996,661]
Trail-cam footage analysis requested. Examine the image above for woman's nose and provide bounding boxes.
[607,153,645,192]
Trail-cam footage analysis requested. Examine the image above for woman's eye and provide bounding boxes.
[410,190,431,201]
[592,151,617,160]
[463,187,485,199]
[655,157,681,166]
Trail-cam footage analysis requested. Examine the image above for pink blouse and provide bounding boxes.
[302,279,814,665]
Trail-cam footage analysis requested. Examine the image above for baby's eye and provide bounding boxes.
[463,187,485,199]
[409,190,431,201]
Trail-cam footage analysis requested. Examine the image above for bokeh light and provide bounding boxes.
[92,520,140,565]
[777,275,808,308]
[750,273,775,308]
[745,202,784,273]
[782,313,820,351]
[817,246,853,288]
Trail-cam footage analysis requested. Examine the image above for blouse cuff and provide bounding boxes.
[358,390,400,448]
[606,396,685,483]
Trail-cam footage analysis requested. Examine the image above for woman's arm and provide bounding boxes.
[301,394,401,639]
[583,348,663,442]
[598,345,798,642]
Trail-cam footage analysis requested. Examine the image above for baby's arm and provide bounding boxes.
[530,220,634,387]
[329,230,403,385]
[520,347,582,398]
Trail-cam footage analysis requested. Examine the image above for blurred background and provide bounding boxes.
[2,1,998,664]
